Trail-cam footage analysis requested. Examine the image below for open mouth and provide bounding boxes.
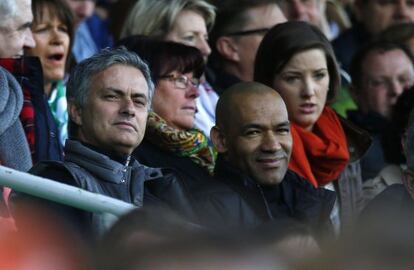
[47,53,64,62]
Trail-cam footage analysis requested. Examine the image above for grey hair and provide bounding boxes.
[0,0,18,29]
[121,0,215,39]
[67,47,154,110]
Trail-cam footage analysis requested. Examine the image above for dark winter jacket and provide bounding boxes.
[192,156,336,235]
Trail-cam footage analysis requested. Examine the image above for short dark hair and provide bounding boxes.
[117,35,205,83]
[32,0,75,53]
[209,0,279,67]
[379,22,414,46]
[350,41,414,89]
[210,0,279,41]
[254,21,340,104]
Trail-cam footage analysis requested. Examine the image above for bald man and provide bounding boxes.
[193,82,335,234]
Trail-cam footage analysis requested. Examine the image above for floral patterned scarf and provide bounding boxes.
[145,112,216,174]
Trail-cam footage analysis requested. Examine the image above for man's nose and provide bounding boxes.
[23,29,36,49]
[261,132,282,152]
[186,83,200,99]
[120,98,136,115]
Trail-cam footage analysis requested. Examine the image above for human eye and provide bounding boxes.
[133,97,147,107]
[277,127,290,135]
[59,24,68,33]
[368,78,387,88]
[103,93,119,101]
[282,74,300,84]
[314,70,327,80]
[398,74,414,86]
[33,24,48,33]
[244,129,261,137]
[181,34,196,45]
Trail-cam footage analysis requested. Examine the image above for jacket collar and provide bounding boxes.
[0,57,44,92]
[64,139,151,184]
[214,155,336,223]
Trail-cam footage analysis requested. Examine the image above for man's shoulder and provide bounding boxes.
[29,160,91,188]
[283,170,336,202]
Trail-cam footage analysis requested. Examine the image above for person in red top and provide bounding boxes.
[254,21,371,233]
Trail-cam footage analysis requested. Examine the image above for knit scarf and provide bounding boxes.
[0,67,32,171]
[145,112,216,174]
[289,107,349,187]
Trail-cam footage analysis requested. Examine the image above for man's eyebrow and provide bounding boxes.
[277,121,291,128]
[240,123,263,130]
[18,22,32,31]
[104,88,148,100]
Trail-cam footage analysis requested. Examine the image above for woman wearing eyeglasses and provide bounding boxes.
[118,36,216,190]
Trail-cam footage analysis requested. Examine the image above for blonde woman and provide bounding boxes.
[122,0,217,138]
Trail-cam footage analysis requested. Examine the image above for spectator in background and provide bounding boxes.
[278,0,334,39]
[0,0,63,164]
[363,88,414,203]
[118,37,216,191]
[207,0,286,94]
[255,21,371,233]
[348,41,414,180]
[25,0,74,145]
[121,0,218,138]
[360,109,414,226]
[65,0,95,57]
[332,0,414,72]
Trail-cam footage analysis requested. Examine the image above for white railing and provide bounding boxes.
[0,165,136,216]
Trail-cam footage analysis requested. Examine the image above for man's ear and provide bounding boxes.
[216,36,240,62]
[210,126,228,153]
[68,103,82,126]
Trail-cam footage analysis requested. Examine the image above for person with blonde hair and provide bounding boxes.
[121,0,218,138]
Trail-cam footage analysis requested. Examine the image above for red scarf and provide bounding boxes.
[289,107,350,187]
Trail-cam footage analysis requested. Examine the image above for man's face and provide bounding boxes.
[71,64,149,156]
[279,0,322,26]
[65,0,95,27]
[358,49,414,118]
[226,4,286,81]
[0,0,35,58]
[216,91,292,186]
[357,0,414,35]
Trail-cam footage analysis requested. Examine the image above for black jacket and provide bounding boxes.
[192,156,336,234]
[11,140,195,240]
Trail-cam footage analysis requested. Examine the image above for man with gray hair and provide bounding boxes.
[0,0,35,57]
[12,47,194,240]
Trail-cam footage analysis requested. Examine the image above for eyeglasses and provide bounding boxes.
[159,74,200,89]
[225,27,270,37]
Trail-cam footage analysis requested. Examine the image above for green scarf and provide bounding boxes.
[145,112,216,175]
